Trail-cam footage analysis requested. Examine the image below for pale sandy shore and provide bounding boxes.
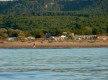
[0,40,108,48]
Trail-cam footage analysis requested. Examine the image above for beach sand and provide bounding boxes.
[0,40,108,48]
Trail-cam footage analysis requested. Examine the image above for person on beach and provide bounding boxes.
[33,43,36,48]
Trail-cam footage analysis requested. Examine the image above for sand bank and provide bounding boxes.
[0,40,108,48]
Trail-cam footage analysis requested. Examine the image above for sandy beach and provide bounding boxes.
[0,40,108,48]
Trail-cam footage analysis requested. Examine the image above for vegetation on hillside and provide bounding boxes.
[0,14,108,38]
[0,0,108,39]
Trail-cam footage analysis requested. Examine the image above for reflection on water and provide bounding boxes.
[0,48,108,80]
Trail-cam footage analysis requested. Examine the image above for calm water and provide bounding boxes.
[0,48,108,80]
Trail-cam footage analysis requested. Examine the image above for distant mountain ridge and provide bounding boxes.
[0,0,107,15]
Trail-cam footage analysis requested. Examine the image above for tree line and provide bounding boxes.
[0,13,108,39]
[0,0,108,15]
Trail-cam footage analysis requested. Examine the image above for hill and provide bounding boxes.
[0,0,108,38]
[86,0,108,14]
[1,0,107,15]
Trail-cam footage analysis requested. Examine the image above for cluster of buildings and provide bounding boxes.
[7,33,108,42]
[7,36,35,41]
[73,35,97,41]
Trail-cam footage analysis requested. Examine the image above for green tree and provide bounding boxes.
[0,28,8,38]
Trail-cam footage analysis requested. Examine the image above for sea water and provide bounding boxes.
[0,48,108,80]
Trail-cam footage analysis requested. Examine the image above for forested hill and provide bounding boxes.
[0,0,107,15]
[86,0,108,14]
[0,0,108,37]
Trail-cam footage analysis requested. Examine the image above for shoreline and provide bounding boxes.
[0,40,108,48]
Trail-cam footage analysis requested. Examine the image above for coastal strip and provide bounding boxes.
[0,41,108,48]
